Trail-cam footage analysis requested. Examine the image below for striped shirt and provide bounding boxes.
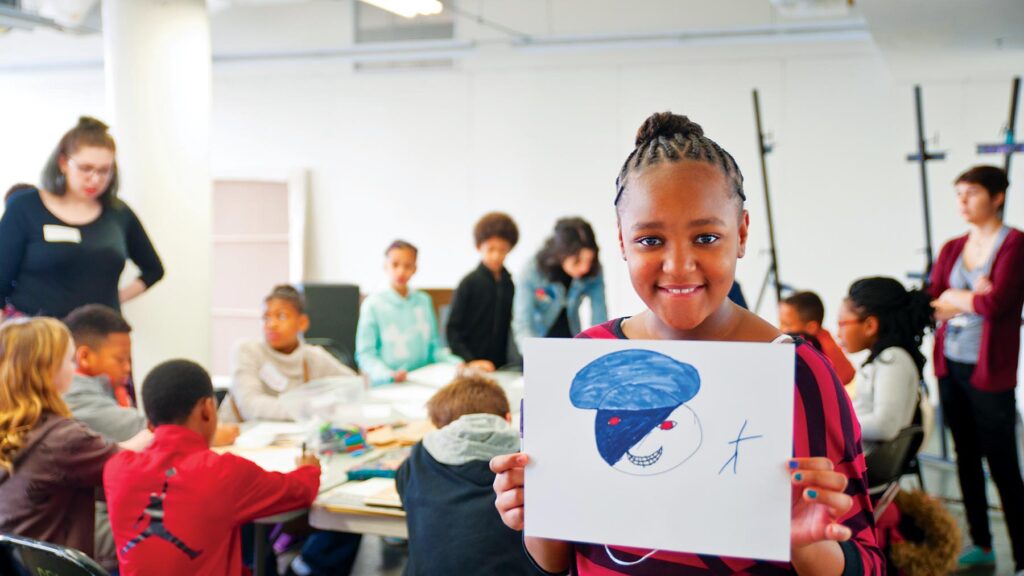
[561,318,883,575]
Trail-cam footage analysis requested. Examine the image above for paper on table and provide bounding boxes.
[223,446,301,473]
[321,478,397,507]
[234,421,307,449]
[366,384,437,404]
[404,363,458,388]
[523,338,794,562]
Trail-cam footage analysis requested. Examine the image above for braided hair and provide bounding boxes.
[615,112,745,207]
[846,277,934,378]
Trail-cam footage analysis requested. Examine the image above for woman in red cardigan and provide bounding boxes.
[930,165,1024,574]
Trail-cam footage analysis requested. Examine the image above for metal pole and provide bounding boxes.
[1004,76,1020,176]
[753,89,782,305]
[914,85,935,281]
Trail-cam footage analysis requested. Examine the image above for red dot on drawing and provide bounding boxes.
[608,416,621,426]
[659,421,677,430]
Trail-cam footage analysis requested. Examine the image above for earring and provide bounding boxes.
[55,172,65,192]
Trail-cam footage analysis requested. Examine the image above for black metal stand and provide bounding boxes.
[905,85,945,285]
[976,76,1023,211]
[752,89,784,315]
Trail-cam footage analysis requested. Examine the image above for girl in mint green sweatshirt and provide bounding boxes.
[356,240,462,385]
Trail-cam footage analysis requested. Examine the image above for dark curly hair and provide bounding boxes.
[473,212,519,248]
[535,217,601,281]
[845,277,933,378]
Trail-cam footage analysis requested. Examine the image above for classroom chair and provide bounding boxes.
[301,283,360,370]
[865,425,925,519]
[0,533,109,576]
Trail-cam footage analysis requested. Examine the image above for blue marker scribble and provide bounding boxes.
[719,419,763,475]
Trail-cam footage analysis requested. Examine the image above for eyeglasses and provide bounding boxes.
[836,318,865,327]
[67,157,114,180]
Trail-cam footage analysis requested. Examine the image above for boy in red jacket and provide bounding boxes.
[104,359,320,576]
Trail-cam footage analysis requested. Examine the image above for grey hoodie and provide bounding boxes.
[421,413,519,466]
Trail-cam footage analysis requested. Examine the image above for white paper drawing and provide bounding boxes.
[524,337,795,562]
[570,349,703,476]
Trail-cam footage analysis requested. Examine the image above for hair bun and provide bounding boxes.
[634,111,703,148]
[77,116,109,132]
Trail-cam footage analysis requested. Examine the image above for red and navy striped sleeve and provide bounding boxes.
[568,320,884,575]
[793,343,884,575]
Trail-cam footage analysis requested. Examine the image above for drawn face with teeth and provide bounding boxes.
[606,403,702,475]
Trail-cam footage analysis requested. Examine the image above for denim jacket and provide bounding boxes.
[512,261,607,350]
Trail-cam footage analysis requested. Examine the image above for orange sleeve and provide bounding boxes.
[816,329,856,386]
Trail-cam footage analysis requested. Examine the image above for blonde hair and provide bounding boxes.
[0,317,72,472]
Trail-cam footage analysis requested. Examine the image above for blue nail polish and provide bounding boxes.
[794,473,803,481]
[788,460,798,469]
[807,489,818,499]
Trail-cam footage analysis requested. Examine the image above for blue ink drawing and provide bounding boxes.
[570,349,703,476]
[718,419,763,475]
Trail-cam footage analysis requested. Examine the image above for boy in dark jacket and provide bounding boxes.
[395,374,531,576]
[446,212,519,371]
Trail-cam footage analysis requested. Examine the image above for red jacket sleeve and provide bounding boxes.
[971,231,1024,319]
[221,455,321,523]
[928,238,961,299]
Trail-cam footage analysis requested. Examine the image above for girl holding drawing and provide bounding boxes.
[491,112,882,574]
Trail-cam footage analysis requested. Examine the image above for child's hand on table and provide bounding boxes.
[212,424,240,447]
[296,454,321,469]
[468,359,497,372]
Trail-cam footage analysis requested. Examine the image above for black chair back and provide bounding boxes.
[865,425,924,489]
[0,533,109,576]
[301,283,360,370]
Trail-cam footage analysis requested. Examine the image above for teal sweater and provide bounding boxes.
[355,288,462,385]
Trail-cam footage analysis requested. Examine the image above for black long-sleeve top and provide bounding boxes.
[0,191,164,318]
[446,263,514,367]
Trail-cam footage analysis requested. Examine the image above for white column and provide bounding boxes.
[102,0,212,382]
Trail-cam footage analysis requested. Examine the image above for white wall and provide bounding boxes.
[1,23,1022,339]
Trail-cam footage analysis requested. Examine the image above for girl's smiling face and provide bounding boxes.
[617,161,748,335]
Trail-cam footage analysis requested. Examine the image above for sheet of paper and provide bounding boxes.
[523,338,794,562]
[234,421,308,449]
[404,363,458,388]
[223,446,301,473]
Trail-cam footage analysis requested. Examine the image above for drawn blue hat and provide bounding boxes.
[570,349,700,411]
[570,350,701,466]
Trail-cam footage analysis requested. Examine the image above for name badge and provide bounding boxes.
[42,224,82,244]
[259,362,290,392]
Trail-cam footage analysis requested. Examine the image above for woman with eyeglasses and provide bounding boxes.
[0,116,163,319]
[929,165,1024,573]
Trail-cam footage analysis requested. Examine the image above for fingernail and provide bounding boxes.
[807,489,818,499]
[788,460,798,469]
[794,473,803,481]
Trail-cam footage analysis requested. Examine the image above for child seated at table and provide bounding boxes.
[221,284,357,422]
[0,317,147,562]
[105,359,322,576]
[779,291,856,387]
[395,374,532,575]
[64,304,239,445]
[356,240,462,386]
